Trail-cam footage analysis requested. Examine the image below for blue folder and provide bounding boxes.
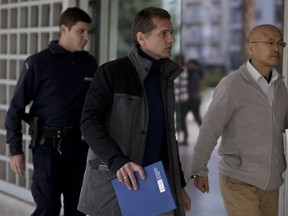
[111,161,176,216]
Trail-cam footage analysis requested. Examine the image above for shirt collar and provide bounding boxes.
[246,59,279,83]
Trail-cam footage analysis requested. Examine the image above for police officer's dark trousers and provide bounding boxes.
[31,134,88,216]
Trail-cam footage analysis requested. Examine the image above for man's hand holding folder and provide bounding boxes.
[112,161,177,216]
[116,161,146,190]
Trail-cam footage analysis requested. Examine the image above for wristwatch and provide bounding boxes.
[190,174,197,179]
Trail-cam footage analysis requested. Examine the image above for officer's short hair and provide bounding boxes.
[59,7,92,30]
[132,7,171,45]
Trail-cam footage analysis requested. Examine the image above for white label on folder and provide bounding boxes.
[157,179,166,193]
[154,167,166,193]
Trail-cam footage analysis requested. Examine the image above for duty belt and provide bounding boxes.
[42,127,81,139]
[38,127,82,154]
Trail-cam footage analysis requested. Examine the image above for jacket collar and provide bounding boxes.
[128,44,183,82]
[48,40,89,56]
[240,61,284,86]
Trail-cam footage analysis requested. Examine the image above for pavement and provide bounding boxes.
[178,88,226,216]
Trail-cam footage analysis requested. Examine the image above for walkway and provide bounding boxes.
[179,88,226,216]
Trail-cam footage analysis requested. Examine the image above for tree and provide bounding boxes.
[117,1,162,57]
[241,0,255,64]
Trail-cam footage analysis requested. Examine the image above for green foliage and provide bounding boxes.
[117,1,163,57]
[200,73,224,89]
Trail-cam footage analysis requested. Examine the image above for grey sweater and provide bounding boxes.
[191,62,288,190]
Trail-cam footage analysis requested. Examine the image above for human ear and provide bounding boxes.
[136,32,145,46]
[247,42,254,56]
[60,24,68,36]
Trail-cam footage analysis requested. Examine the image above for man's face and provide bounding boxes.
[248,26,284,72]
[60,21,92,52]
[138,18,175,59]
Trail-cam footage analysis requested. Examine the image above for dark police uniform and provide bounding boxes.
[5,40,98,216]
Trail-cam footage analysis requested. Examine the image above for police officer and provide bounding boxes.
[5,7,98,216]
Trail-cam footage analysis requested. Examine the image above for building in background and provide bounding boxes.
[0,0,61,203]
[180,0,284,74]
[0,0,287,211]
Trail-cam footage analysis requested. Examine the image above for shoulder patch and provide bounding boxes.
[84,77,93,81]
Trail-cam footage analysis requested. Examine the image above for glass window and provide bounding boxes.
[117,0,172,57]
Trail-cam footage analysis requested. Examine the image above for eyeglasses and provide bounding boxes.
[250,40,286,48]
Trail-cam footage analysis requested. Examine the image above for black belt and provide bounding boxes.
[42,127,81,139]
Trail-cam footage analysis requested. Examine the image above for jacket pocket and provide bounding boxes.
[110,93,141,129]
[89,158,110,173]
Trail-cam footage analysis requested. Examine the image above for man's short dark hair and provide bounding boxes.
[59,7,92,30]
[132,7,171,45]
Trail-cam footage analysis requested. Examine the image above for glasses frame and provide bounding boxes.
[250,40,286,48]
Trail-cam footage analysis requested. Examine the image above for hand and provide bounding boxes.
[193,175,209,193]
[116,162,145,190]
[181,188,191,212]
[10,154,25,175]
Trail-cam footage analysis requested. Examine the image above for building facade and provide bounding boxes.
[0,0,287,214]
[181,0,285,72]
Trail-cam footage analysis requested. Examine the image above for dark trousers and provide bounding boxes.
[31,136,88,216]
[178,99,202,143]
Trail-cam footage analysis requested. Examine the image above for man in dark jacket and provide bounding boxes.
[78,7,191,216]
[177,59,203,145]
[5,7,98,216]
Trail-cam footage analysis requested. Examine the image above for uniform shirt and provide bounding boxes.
[5,40,98,155]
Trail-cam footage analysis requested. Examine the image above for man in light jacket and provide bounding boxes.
[190,24,288,216]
